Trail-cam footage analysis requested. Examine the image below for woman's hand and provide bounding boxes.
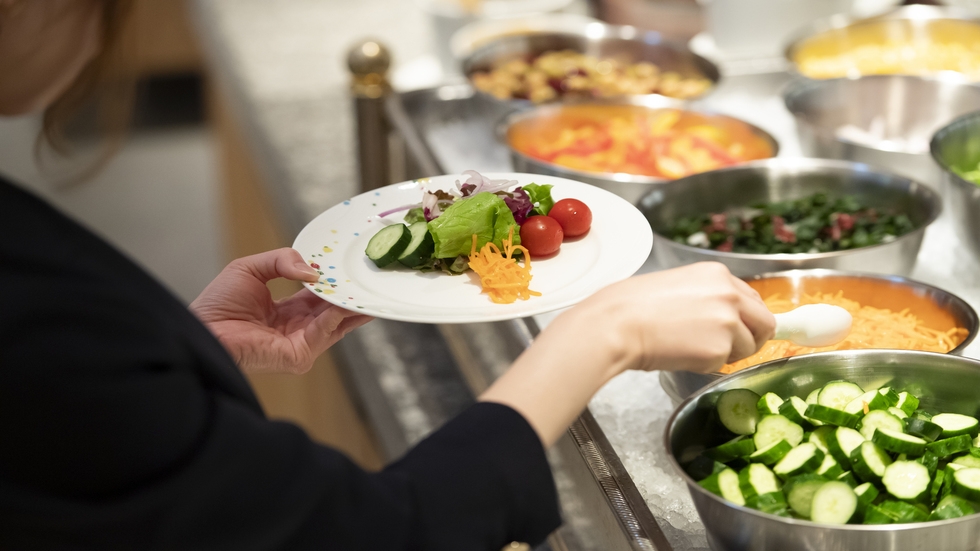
[581,261,776,375]
[480,262,774,447]
[190,248,372,374]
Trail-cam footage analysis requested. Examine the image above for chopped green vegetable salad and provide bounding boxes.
[688,381,980,525]
[669,192,914,254]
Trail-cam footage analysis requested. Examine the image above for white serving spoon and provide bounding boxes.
[773,304,853,347]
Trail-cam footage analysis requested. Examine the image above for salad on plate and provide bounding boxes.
[363,170,592,304]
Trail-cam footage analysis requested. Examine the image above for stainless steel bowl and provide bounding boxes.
[660,268,979,405]
[930,110,980,263]
[665,350,980,551]
[461,22,721,107]
[501,98,779,204]
[785,5,980,81]
[784,75,980,189]
[638,158,942,277]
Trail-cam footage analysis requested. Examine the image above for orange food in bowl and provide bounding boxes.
[507,104,775,179]
[722,275,972,373]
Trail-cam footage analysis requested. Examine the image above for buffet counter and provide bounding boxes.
[192,1,980,550]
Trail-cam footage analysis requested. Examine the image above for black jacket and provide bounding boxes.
[0,177,561,550]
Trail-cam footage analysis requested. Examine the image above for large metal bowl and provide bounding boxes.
[665,350,980,551]
[461,21,721,107]
[785,5,980,81]
[660,268,979,405]
[784,75,980,190]
[638,158,942,277]
[501,98,779,204]
[930,110,980,263]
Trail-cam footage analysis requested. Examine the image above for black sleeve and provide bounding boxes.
[1,355,561,551]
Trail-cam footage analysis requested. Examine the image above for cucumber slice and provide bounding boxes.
[844,390,889,415]
[748,439,793,465]
[930,495,977,520]
[698,471,724,495]
[757,392,784,417]
[914,410,935,422]
[717,389,762,435]
[882,460,931,500]
[718,467,746,506]
[810,481,858,524]
[809,426,835,453]
[941,465,957,501]
[828,427,866,469]
[396,221,434,267]
[774,443,825,479]
[851,441,892,483]
[806,389,821,404]
[837,470,859,488]
[746,491,791,516]
[855,482,879,506]
[916,450,939,478]
[738,463,781,499]
[906,417,943,442]
[878,387,901,407]
[888,407,909,420]
[815,454,844,479]
[705,436,756,462]
[975,435,980,448]
[853,482,878,521]
[932,413,980,438]
[930,468,946,504]
[778,397,814,430]
[872,428,927,456]
[686,455,727,481]
[926,434,974,458]
[805,389,824,426]
[818,381,865,411]
[806,404,861,428]
[754,415,805,450]
[878,500,929,523]
[365,224,411,267]
[785,474,827,518]
[863,505,893,524]
[896,392,920,416]
[859,410,905,440]
[952,455,980,469]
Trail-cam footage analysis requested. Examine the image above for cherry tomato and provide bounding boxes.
[520,215,563,256]
[548,198,592,237]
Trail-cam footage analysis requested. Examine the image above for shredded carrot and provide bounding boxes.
[467,227,542,304]
[722,291,970,373]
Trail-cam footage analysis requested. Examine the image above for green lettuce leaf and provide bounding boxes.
[403,207,425,224]
[427,192,521,258]
[523,183,555,215]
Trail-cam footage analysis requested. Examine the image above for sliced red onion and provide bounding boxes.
[377,203,421,218]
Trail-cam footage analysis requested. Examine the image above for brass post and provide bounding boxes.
[348,39,393,192]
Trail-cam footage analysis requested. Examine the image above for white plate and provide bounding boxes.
[292,173,653,324]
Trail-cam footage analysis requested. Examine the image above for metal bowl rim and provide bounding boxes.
[783,74,980,154]
[930,109,980,193]
[497,99,781,185]
[644,158,943,261]
[783,5,980,77]
[663,349,980,532]
[460,21,722,108]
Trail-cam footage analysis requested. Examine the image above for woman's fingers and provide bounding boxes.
[728,275,776,350]
[233,248,320,284]
[302,305,373,356]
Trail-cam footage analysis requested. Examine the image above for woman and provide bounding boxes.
[0,1,775,549]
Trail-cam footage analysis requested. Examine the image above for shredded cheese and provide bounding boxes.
[467,228,541,304]
[723,291,970,374]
